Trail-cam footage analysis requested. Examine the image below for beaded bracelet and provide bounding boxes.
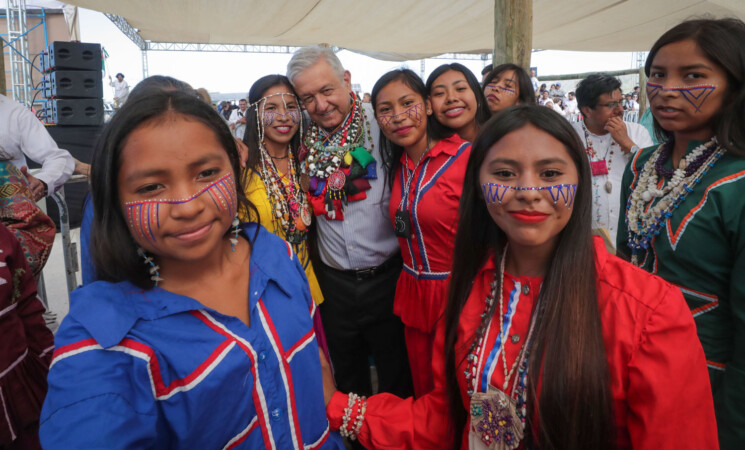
[339,393,368,441]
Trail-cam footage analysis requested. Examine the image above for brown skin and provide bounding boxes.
[429,70,479,142]
[117,114,251,325]
[478,124,578,277]
[484,69,520,114]
[647,39,727,168]
[374,79,434,164]
[20,166,46,200]
[580,89,636,153]
[259,84,302,175]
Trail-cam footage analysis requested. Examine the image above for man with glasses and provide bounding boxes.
[572,74,653,246]
[228,99,248,139]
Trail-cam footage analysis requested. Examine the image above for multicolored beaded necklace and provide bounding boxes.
[625,137,724,265]
[257,144,311,245]
[581,122,617,227]
[299,92,377,220]
[464,246,543,449]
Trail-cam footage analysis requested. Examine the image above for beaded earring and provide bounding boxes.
[137,247,163,286]
[230,215,240,251]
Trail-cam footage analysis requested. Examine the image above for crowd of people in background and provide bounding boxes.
[1,15,743,450]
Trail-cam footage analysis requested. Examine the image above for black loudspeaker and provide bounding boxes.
[42,70,103,99]
[43,99,104,126]
[40,42,102,73]
[27,125,102,229]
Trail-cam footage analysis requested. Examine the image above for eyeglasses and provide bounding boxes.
[596,100,623,109]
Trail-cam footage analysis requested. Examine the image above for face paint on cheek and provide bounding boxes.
[481,183,578,208]
[123,173,238,243]
[646,82,717,113]
[377,103,424,128]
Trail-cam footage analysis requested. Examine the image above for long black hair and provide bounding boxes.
[482,63,536,108]
[645,17,745,157]
[443,104,616,449]
[426,63,491,130]
[371,69,453,189]
[90,90,256,289]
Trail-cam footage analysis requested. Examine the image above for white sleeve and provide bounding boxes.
[628,122,654,149]
[16,107,75,194]
[228,109,239,125]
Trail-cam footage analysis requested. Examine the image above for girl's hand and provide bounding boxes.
[319,348,337,407]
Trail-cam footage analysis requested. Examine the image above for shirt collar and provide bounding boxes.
[398,134,466,168]
[72,223,293,347]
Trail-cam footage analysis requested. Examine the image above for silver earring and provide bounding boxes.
[230,215,240,251]
[137,247,162,286]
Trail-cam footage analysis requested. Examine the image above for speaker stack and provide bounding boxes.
[40,42,104,126]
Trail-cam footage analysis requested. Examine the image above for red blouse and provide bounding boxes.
[389,135,471,332]
[328,237,718,449]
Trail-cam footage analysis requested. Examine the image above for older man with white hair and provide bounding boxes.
[287,46,412,403]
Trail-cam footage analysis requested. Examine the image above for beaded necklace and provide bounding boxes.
[581,121,617,207]
[464,246,543,447]
[257,144,311,244]
[302,93,373,180]
[625,137,724,265]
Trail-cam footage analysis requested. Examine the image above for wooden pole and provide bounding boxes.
[493,0,533,70]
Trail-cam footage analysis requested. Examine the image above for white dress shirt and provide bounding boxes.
[229,108,247,140]
[314,103,400,270]
[572,120,653,244]
[0,94,74,195]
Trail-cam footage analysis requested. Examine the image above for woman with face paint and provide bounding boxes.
[373,69,469,398]
[426,63,491,143]
[40,90,344,449]
[617,18,745,449]
[482,64,536,115]
[323,105,716,449]
[240,75,322,305]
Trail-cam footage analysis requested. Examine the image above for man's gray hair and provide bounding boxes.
[287,45,345,84]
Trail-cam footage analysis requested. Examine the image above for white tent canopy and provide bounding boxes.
[64,0,745,59]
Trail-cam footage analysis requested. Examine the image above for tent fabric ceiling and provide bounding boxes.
[65,0,745,59]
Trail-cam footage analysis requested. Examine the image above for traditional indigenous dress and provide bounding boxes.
[242,153,322,305]
[0,224,54,449]
[326,238,717,449]
[0,161,55,276]
[389,135,470,397]
[41,224,344,449]
[618,140,745,449]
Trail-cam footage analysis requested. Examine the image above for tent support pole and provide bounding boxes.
[492,0,533,70]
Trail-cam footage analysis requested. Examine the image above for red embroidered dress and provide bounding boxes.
[327,238,718,449]
[388,135,470,396]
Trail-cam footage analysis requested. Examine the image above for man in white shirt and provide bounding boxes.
[572,74,653,245]
[530,68,539,94]
[108,73,130,108]
[0,94,74,200]
[564,91,579,114]
[228,99,248,140]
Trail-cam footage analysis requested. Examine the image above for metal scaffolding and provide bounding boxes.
[4,0,32,106]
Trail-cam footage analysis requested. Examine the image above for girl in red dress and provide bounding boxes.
[374,69,469,397]
[325,104,717,449]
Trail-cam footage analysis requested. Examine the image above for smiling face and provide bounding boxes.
[117,114,237,266]
[259,84,301,147]
[374,79,429,150]
[429,69,478,134]
[292,58,352,130]
[484,69,520,113]
[647,39,727,140]
[479,124,578,250]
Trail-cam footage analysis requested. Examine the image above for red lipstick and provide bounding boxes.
[508,210,549,223]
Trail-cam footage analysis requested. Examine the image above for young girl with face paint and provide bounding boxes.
[617,18,745,449]
[426,63,491,143]
[324,105,716,449]
[373,69,469,398]
[40,90,344,449]
[482,64,536,115]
